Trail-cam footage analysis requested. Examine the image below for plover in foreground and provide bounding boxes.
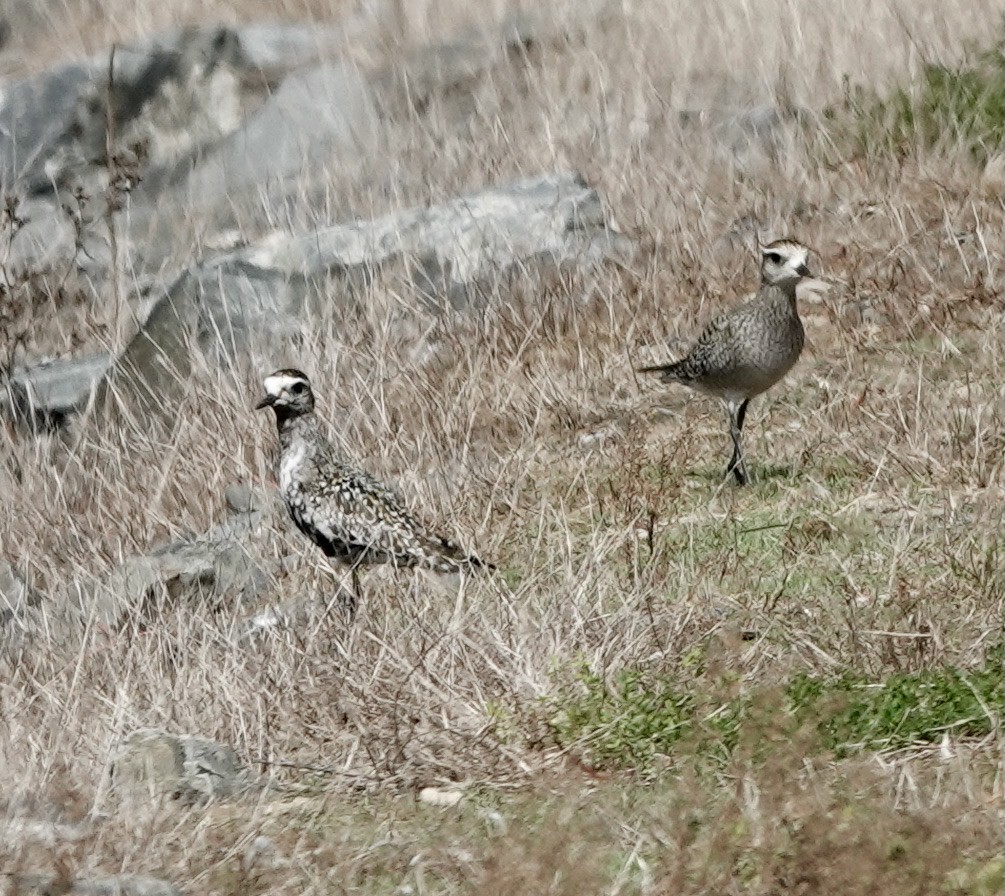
[638,239,812,484]
[256,368,491,610]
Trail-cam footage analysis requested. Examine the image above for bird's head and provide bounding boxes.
[255,368,315,417]
[759,238,813,286]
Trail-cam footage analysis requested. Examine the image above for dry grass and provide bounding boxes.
[1,0,1003,893]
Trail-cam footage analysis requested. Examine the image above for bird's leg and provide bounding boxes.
[344,566,361,620]
[725,399,750,485]
[329,564,359,622]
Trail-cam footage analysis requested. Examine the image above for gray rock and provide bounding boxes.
[90,269,201,423]
[0,24,258,192]
[2,874,181,896]
[224,482,266,515]
[108,728,254,804]
[0,63,93,193]
[0,22,325,198]
[93,171,630,422]
[115,20,345,80]
[279,170,630,307]
[108,24,245,83]
[160,62,377,212]
[222,21,346,72]
[4,353,113,430]
[3,198,80,276]
[0,0,54,47]
[79,501,269,628]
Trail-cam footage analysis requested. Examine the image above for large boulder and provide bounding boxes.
[0,22,350,198]
[95,170,632,421]
[0,62,94,194]
[76,487,272,629]
[0,22,372,287]
[141,62,378,214]
[108,728,255,804]
[1,13,634,432]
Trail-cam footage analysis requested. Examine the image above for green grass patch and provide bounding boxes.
[831,41,1004,163]
[787,654,1003,755]
[548,646,1003,770]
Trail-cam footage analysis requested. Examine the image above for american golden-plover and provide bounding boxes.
[638,238,812,484]
[256,368,491,609]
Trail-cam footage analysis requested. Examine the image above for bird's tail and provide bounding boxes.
[461,553,496,573]
[637,360,687,383]
[433,554,496,575]
[428,536,496,574]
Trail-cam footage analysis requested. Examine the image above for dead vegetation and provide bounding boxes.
[1,0,1002,893]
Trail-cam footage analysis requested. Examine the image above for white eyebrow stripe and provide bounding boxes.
[263,374,305,395]
[763,243,809,265]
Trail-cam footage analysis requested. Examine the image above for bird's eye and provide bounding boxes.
[764,252,782,264]
[291,382,307,394]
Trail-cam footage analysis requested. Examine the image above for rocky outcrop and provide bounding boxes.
[0,22,348,198]
[108,728,256,804]
[2,874,182,896]
[76,486,273,629]
[4,168,630,428]
[93,170,630,421]
[0,11,636,431]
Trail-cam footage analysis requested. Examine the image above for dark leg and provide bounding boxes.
[725,399,750,485]
[329,563,359,622]
[736,399,749,432]
[344,567,361,620]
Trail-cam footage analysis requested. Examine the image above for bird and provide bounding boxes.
[255,368,492,612]
[638,238,813,485]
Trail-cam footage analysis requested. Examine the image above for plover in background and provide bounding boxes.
[638,238,813,484]
[256,368,492,611]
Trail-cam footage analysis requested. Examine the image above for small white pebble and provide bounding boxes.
[419,787,464,808]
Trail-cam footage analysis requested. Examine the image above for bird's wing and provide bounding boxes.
[675,305,750,377]
[304,468,449,564]
[693,305,742,351]
[640,295,747,374]
[640,308,741,381]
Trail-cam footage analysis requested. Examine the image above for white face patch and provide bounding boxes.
[760,243,810,279]
[263,373,306,397]
[785,247,809,271]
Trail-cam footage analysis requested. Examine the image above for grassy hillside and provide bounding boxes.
[1,0,1002,893]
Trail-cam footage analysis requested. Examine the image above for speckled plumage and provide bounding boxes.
[639,239,813,484]
[256,369,490,602]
